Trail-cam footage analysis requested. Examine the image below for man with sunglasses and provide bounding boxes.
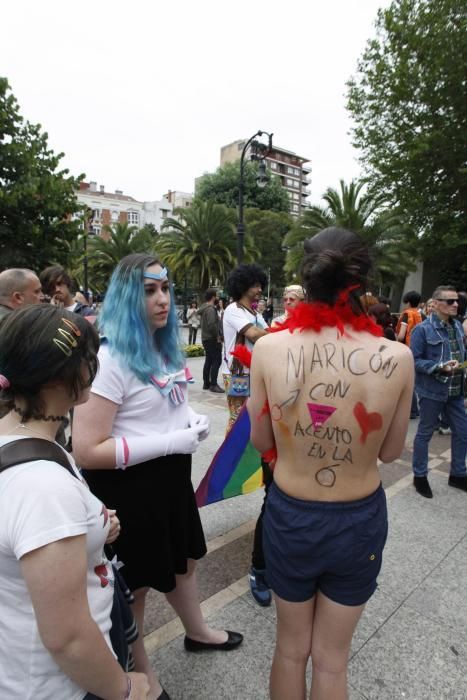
[411,286,467,498]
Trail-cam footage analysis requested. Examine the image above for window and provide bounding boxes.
[294,168,300,176]
[293,192,299,200]
[92,208,102,222]
[90,225,101,236]
[160,209,169,220]
[270,161,277,170]
[286,178,294,187]
[127,211,139,225]
[111,209,119,222]
[287,166,294,175]
[292,204,299,213]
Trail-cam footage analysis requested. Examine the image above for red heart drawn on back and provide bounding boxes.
[353,402,383,444]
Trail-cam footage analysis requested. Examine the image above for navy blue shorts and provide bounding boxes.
[263,481,388,606]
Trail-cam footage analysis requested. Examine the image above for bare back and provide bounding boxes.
[249,326,414,502]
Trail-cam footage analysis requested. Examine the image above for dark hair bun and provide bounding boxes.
[301,227,371,305]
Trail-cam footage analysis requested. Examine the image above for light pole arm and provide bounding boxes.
[237,131,266,265]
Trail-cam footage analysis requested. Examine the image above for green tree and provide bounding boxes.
[284,180,417,289]
[0,77,84,270]
[244,209,293,293]
[87,222,156,291]
[346,0,467,249]
[158,200,254,291]
[196,161,290,213]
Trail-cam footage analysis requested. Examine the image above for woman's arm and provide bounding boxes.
[378,350,414,463]
[247,342,275,453]
[73,393,205,471]
[73,393,120,469]
[397,322,407,343]
[21,535,133,700]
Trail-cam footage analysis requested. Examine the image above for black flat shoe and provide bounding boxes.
[209,384,225,393]
[448,475,467,492]
[414,476,433,498]
[184,630,243,652]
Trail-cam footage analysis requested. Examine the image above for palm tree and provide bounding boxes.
[284,179,417,289]
[88,222,156,291]
[158,200,256,291]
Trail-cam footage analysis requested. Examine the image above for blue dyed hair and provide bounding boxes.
[99,253,184,382]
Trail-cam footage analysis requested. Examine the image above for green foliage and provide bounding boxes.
[158,200,257,291]
[284,180,418,288]
[87,222,156,292]
[347,0,467,249]
[196,161,290,213]
[0,77,84,271]
[184,344,205,357]
[243,209,293,293]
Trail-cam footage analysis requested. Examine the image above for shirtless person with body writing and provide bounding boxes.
[247,227,414,700]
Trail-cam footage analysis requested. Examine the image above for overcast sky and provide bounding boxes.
[2,0,389,206]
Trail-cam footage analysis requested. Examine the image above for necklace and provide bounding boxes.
[12,406,67,423]
[9,423,53,441]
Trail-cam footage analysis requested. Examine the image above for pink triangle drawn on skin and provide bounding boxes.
[307,403,337,428]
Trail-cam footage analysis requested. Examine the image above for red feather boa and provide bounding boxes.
[272,287,383,337]
[230,344,253,368]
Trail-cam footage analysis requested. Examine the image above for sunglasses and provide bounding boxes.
[435,298,458,305]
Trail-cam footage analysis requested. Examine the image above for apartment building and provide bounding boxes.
[220,140,311,217]
[164,190,194,209]
[76,182,173,236]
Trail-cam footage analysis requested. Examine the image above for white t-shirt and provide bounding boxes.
[0,435,114,700]
[92,344,190,436]
[221,303,268,375]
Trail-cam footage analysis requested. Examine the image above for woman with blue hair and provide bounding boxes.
[73,254,243,700]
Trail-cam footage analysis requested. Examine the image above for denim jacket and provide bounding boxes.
[410,313,466,400]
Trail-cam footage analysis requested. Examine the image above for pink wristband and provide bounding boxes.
[123,674,132,699]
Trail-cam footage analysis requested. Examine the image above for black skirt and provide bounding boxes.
[83,453,207,593]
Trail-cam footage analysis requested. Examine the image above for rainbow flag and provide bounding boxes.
[195,404,263,507]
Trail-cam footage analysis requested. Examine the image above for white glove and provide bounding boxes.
[187,407,210,441]
[166,426,204,454]
[115,425,205,469]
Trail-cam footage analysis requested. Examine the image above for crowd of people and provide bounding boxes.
[0,229,466,699]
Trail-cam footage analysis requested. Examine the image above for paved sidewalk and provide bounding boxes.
[143,353,467,700]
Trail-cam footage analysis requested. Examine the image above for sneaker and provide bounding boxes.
[209,385,225,393]
[413,476,433,498]
[438,426,451,435]
[448,475,467,492]
[248,567,272,607]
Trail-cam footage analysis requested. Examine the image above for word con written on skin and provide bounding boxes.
[286,342,398,385]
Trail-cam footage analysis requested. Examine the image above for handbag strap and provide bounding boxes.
[0,438,77,478]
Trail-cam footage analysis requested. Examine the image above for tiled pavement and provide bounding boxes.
[142,348,467,700]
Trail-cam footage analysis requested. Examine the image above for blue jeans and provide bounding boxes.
[412,395,467,477]
[410,390,419,417]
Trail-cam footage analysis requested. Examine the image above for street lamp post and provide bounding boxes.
[83,207,94,297]
[237,130,273,264]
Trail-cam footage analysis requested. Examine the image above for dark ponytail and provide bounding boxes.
[301,227,371,309]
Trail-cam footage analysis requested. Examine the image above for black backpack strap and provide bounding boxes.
[0,438,77,478]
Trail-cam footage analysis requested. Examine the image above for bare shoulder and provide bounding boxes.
[253,330,290,359]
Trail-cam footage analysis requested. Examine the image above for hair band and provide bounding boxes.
[53,338,73,357]
[0,374,10,390]
[57,328,78,348]
[144,268,168,281]
[63,318,81,336]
